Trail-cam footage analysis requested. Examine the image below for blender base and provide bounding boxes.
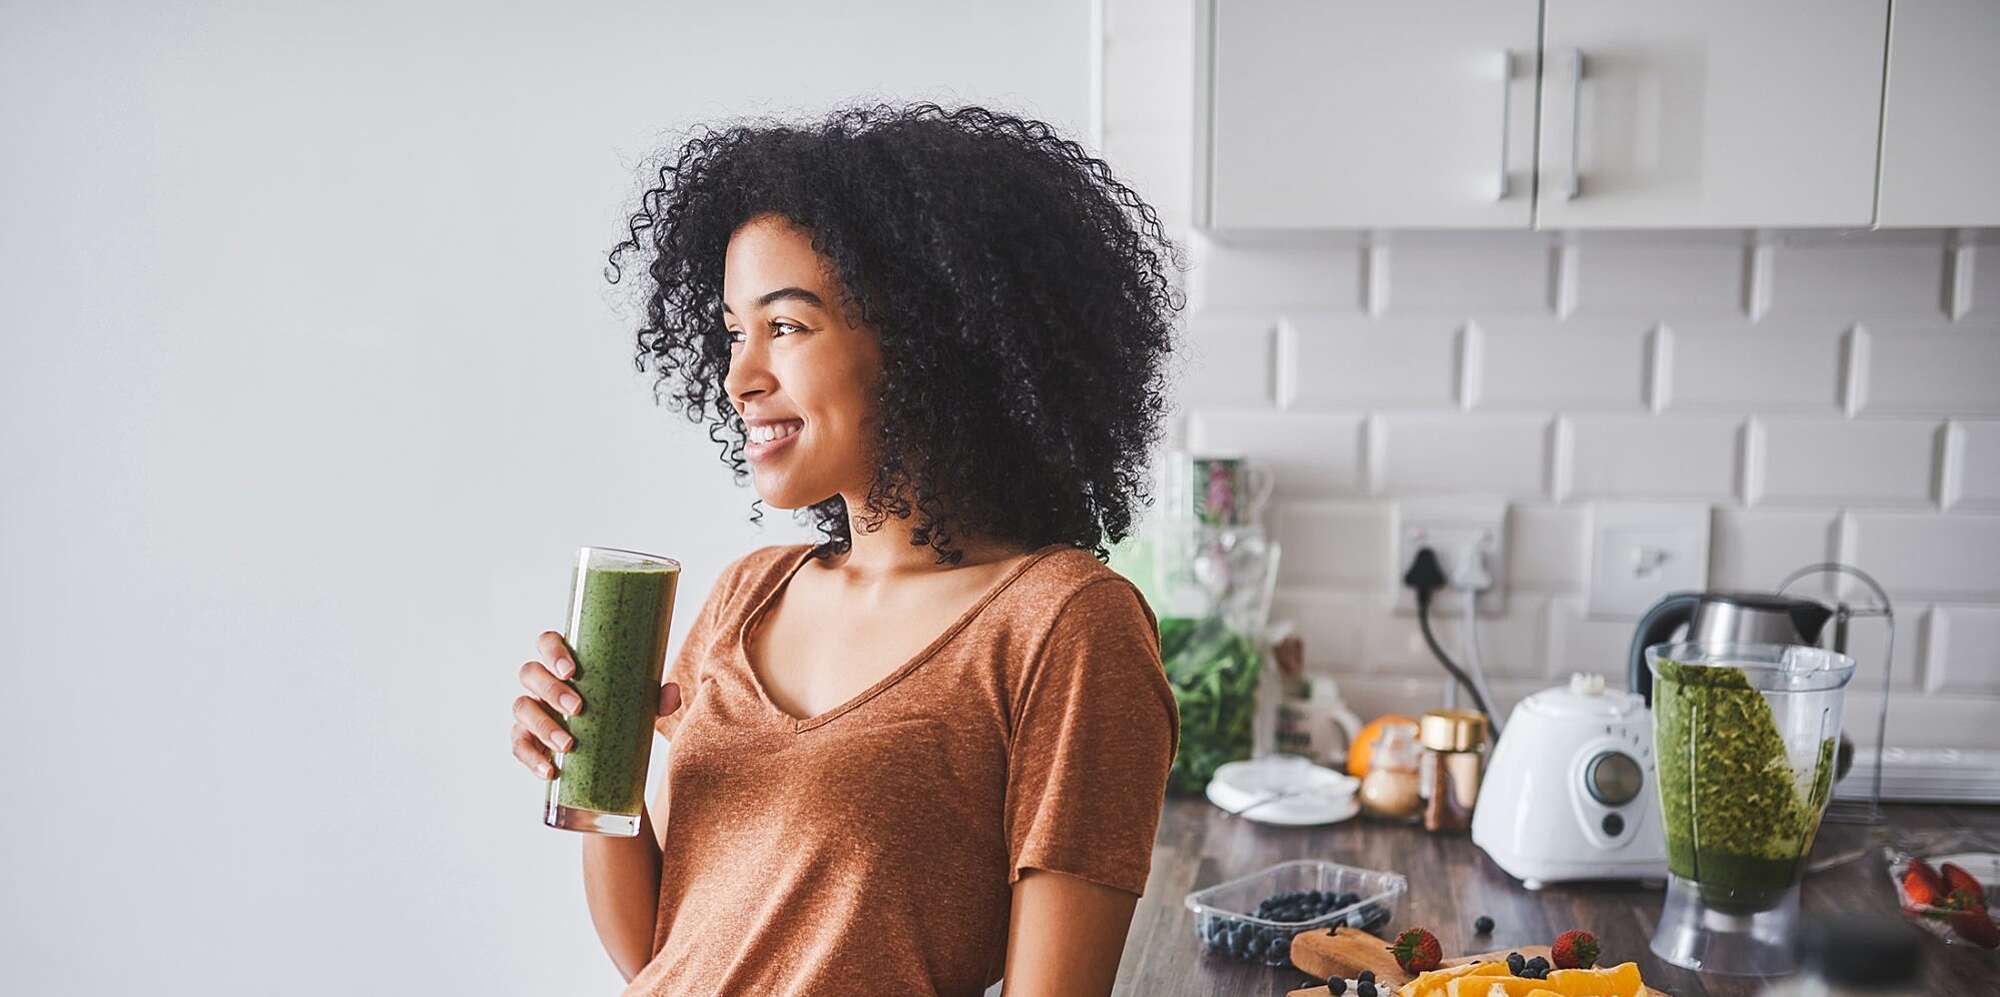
[1649,874,1801,976]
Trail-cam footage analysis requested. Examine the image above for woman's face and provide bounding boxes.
[722,213,883,510]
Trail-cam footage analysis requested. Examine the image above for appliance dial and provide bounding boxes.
[1585,750,1643,807]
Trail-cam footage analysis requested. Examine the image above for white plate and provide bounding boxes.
[1205,754,1360,826]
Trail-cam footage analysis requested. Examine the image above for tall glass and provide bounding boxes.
[1645,641,1855,976]
[543,546,680,837]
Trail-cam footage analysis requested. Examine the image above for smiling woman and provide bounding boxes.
[511,101,1189,997]
[605,101,1187,566]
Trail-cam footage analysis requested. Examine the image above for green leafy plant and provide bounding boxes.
[1159,615,1263,795]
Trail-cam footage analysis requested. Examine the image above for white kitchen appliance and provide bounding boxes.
[1470,673,1667,888]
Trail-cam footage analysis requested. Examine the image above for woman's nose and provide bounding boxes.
[724,336,775,402]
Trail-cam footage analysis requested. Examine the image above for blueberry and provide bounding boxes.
[1357,983,1377,997]
[1356,969,1375,984]
[1326,978,1347,996]
[1506,952,1526,975]
[1473,914,1494,934]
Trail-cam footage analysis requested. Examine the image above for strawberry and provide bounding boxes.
[1941,862,1989,909]
[1946,908,2000,949]
[1387,927,1442,973]
[1551,929,1599,969]
[1903,858,1948,907]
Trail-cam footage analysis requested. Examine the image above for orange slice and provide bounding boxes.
[1543,962,1644,997]
[1445,977,1550,997]
[1400,960,1503,997]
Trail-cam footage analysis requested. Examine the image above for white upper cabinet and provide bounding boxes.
[1876,0,2000,227]
[1534,0,1889,228]
[1198,0,1541,230]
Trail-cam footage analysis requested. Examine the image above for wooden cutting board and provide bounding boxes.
[1284,927,1668,996]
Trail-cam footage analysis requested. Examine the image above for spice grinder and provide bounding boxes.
[1644,641,1855,977]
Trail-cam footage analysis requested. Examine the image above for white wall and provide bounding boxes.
[1100,0,2000,747]
[0,2,1089,993]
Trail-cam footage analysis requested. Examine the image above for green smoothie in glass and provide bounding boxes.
[543,547,679,837]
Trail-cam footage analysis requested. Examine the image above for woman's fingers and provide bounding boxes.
[657,680,682,718]
[514,695,575,753]
[518,655,583,716]
[537,629,577,679]
[511,723,555,779]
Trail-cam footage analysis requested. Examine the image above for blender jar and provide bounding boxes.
[1645,641,1855,976]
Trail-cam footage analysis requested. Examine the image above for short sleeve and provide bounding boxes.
[652,554,746,743]
[1004,576,1180,897]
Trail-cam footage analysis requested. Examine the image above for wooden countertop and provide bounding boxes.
[1107,798,2000,996]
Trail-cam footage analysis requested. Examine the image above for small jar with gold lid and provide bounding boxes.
[1417,709,1488,833]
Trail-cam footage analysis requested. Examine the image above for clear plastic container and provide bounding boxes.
[1184,859,1408,966]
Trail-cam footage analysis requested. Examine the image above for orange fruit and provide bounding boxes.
[1401,961,1507,997]
[1348,714,1419,777]
[1544,962,1644,997]
[1445,977,1550,997]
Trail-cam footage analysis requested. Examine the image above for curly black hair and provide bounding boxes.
[605,101,1187,566]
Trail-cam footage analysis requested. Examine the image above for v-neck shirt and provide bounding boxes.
[734,542,1062,733]
[621,542,1180,997]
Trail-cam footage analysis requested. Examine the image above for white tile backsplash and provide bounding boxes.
[1284,316,1460,409]
[1841,512,2000,603]
[1859,327,2000,416]
[1565,416,1741,500]
[1709,508,1840,594]
[1474,320,1651,410]
[1756,418,1941,507]
[1546,596,1640,682]
[1190,236,1363,312]
[1953,420,2000,510]
[1271,501,1393,590]
[1662,322,1848,413]
[1378,233,1555,315]
[1176,312,1275,408]
[1505,504,1587,593]
[1966,244,1999,322]
[1927,605,2000,696]
[1567,239,1747,320]
[1840,605,1926,693]
[1765,238,1949,320]
[1185,410,1364,498]
[1372,414,1549,498]
[1103,0,1999,747]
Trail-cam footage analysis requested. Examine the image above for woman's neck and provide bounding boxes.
[829,497,1034,584]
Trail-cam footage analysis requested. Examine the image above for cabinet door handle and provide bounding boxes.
[1565,48,1584,200]
[1495,49,1511,200]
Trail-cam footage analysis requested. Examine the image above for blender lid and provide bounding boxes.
[1523,673,1644,720]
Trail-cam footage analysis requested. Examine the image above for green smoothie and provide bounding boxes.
[550,561,678,819]
[1653,659,1838,913]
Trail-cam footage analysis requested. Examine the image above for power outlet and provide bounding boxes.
[1393,498,1508,616]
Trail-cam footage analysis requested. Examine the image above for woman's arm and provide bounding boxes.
[580,804,663,981]
[999,868,1141,996]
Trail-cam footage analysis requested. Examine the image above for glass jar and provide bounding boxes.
[1357,723,1423,822]
[1417,709,1488,833]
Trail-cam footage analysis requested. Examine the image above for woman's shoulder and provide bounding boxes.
[712,542,817,595]
[1012,544,1156,628]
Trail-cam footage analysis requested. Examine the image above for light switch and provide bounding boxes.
[1588,503,1711,619]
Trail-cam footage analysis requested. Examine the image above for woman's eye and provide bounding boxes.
[725,321,801,344]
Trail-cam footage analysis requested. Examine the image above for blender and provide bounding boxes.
[1644,640,1855,976]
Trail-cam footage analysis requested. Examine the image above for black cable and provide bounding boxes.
[1403,547,1496,723]
[1415,590,1496,723]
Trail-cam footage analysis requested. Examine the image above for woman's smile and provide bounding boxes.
[746,419,803,461]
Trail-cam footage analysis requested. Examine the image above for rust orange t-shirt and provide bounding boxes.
[617,541,1179,996]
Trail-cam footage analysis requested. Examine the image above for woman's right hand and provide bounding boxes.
[511,630,684,779]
